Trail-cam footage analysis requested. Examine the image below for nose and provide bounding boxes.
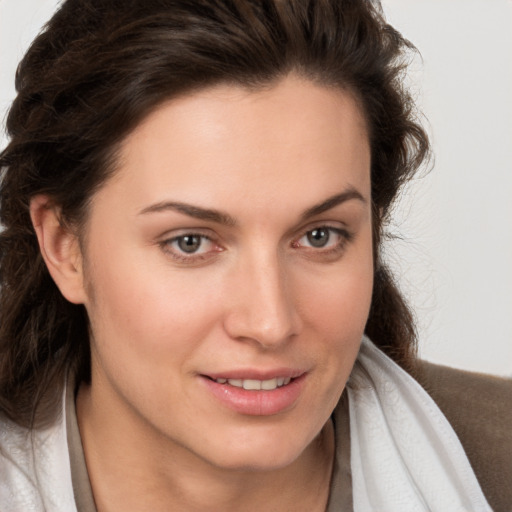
[223,251,301,349]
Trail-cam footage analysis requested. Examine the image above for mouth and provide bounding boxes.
[200,372,306,415]
[206,376,293,391]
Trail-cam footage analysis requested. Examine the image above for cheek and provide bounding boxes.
[289,249,373,424]
[298,245,373,340]
[83,248,224,366]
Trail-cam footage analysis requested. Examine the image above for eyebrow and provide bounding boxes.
[138,188,366,226]
[300,188,366,221]
[139,201,237,226]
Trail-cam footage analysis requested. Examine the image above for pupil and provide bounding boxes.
[307,229,329,248]
[178,235,201,253]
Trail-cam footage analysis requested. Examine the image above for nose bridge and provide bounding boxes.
[224,246,300,347]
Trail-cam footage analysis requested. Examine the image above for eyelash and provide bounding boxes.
[160,226,353,264]
[292,226,353,256]
[160,233,220,263]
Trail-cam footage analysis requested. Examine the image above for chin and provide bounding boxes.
[194,423,322,472]
[208,448,304,473]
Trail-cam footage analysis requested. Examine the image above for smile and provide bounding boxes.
[213,377,292,390]
[203,373,306,415]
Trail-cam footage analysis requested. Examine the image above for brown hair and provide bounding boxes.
[0,0,429,427]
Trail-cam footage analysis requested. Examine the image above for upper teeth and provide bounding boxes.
[215,377,291,390]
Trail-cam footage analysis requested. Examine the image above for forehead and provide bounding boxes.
[94,75,371,220]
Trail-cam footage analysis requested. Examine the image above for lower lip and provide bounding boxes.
[201,375,306,416]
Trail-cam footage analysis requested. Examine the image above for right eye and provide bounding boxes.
[161,233,222,262]
[172,234,208,254]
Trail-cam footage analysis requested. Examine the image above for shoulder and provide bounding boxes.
[0,412,32,470]
[415,360,512,512]
[0,409,77,511]
[0,412,44,508]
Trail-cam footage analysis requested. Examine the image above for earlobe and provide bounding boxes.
[30,195,87,305]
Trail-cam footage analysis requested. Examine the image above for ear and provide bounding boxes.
[30,195,87,305]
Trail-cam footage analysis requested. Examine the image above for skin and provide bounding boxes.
[31,75,373,511]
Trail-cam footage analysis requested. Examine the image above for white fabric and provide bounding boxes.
[0,389,77,512]
[347,337,493,512]
[0,338,493,511]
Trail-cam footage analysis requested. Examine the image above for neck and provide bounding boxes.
[76,381,335,512]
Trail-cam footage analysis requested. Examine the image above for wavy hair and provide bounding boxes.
[0,0,429,427]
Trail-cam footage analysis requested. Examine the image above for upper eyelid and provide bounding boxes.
[158,222,350,245]
[294,224,349,240]
[167,232,212,241]
[289,218,349,236]
[160,228,216,242]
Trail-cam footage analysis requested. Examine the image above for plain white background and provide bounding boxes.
[1,0,511,376]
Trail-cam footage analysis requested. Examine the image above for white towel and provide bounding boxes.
[347,337,493,512]
[0,394,77,512]
[0,337,493,511]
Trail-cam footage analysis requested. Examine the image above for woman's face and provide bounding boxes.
[78,75,373,470]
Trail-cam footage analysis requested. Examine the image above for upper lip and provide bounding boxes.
[202,368,307,381]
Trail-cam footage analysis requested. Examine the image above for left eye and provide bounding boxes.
[296,227,344,249]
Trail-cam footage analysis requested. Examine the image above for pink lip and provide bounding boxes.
[200,372,307,416]
[205,367,305,381]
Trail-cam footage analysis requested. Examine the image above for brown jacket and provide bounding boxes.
[416,361,512,512]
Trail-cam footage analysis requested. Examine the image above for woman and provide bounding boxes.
[0,0,507,510]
